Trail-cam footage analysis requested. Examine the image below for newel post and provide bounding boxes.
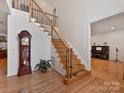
[66,48,72,79]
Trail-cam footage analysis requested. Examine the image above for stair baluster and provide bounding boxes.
[12,0,29,12]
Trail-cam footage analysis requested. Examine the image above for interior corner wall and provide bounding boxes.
[92,30,124,61]
[7,9,51,77]
[53,0,124,70]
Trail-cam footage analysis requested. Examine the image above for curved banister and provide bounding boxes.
[52,27,69,48]
[31,0,69,48]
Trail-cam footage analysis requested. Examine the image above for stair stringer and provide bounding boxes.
[51,43,66,76]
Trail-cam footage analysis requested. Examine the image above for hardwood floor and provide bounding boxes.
[91,58,124,80]
[0,58,7,78]
[0,58,124,93]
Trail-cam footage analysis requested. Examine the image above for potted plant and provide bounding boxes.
[35,59,51,73]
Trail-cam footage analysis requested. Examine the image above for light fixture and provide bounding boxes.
[111,27,115,30]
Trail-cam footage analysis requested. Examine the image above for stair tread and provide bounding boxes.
[72,64,84,74]
[73,70,87,77]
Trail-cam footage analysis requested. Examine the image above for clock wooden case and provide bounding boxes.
[18,31,32,76]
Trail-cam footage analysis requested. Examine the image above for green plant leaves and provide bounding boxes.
[35,59,51,73]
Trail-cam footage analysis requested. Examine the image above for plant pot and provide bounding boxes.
[41,69,47,73]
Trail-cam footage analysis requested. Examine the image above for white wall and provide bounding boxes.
[0,13,8,35]
[51,46,66,76]
[92,30,124,61]
[53,0,124,70]
[8,9,51,76]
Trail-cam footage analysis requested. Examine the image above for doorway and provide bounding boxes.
[90,12,124,80]
[0,12,8,78]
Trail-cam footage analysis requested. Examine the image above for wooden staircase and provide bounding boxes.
[52,39,85,74]
[12,0,90,85]
[52,39,89,85]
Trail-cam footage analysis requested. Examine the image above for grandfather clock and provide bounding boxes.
[18,31,32,76]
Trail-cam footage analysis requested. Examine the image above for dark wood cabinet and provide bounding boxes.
[91,46,109,60]
[18,31,32,76]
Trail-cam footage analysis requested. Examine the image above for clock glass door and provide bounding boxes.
[21,47,29,66]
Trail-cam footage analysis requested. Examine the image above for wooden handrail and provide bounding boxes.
[32,0,50,22]
[45,12,58,18]
[31,0,69,48]
[52,27,69,48]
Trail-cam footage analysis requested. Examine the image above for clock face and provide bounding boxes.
[21,37,29,45]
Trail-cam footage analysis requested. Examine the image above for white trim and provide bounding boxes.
[87,23,91,71]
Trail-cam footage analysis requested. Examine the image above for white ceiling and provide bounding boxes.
[91,12,124,35]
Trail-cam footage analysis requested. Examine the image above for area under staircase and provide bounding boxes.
[12,0,90,85]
